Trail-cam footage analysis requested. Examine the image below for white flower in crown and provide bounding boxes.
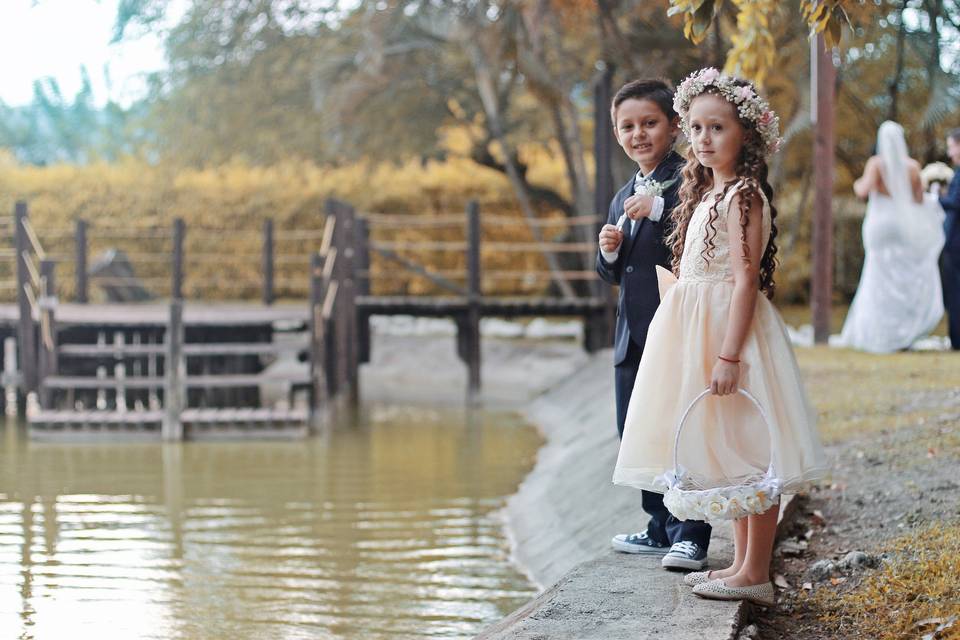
[673,67,783,158]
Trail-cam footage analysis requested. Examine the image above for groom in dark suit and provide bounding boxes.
[940,128,960,350]
[597,79,711,571]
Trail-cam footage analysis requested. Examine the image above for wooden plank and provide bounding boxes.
[183,342,306,356]
[59,343,166,356]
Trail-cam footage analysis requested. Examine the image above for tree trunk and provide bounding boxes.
[888,0,908,123]
[923,0,943,162]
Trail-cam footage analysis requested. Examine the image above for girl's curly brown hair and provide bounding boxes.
[665,81,779,299]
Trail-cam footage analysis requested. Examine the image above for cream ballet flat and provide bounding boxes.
[692,579,776,607]
[682,570,714,587]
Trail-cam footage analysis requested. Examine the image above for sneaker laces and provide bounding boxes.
[671,541,700,557]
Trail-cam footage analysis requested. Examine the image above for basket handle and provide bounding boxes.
[671,388,777,480]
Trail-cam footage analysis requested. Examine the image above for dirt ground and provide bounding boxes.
[744,349,960,640]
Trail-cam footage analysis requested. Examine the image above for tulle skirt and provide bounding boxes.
[612,279,829,495]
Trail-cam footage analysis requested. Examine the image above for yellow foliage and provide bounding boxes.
[725,0,779,87]
[810,522,960,639]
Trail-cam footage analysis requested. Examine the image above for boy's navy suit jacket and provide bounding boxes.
[596,150,685,366]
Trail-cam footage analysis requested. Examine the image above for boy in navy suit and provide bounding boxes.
[597,79,711,571]
[941,128,960,350]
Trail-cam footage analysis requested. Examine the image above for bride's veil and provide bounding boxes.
[876,121,913,206]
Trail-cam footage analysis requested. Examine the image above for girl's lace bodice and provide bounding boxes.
[678,182,771,284]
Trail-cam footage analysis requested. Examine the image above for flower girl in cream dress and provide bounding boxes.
[612,68,828,607]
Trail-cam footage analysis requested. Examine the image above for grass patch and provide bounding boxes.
[810,521,960,640]
[795,346,960,443]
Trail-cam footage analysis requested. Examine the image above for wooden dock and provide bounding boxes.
[0,198,612,441]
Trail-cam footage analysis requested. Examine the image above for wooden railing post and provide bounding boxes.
[75,219,88,303]
[308,252,327,425]
[172,218,185,300]
[15,201,37,398]
[330,200,358,406]
[262,218,274,306]
[163,299,184,441]
[38,259,57,409]
[355,217,371,365]
[464,200,482,401]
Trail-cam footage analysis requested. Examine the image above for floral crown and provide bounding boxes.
[673,67,782,158]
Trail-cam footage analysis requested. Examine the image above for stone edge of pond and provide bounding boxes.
[478,348,801,639]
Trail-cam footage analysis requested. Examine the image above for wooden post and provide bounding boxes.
[3,338,17,417]
[337,202,360,406]
[114,332,127,412]
[172,218,185,300]
[464,200,482,401]
[308,252,328,423]
[163,299,184,441]
[38,259,57,409]
[355,217,371,365]
[75,219,88,303]
[262,218,274,306]
[812,35,835,344]
[333,201,358,406]
[15,202,37,399]
[593,63,618,345]
[593,61,616,235]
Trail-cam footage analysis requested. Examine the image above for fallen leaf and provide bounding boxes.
[774,574,792,589]
[928,447,937,458]
[830,577,846,586]
[802,582,813,590]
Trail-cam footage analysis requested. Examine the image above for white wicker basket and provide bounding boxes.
[658,388,782,522]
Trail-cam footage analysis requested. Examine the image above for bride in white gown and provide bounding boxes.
[839,121,946,353]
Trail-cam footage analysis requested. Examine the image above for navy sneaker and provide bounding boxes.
[611,531,669,555]
[661,540,708,570]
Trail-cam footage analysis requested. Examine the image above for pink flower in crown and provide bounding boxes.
[759,110,774,126]
[770,138,782,154]
[737,85,755,102]
[700,67,721,83]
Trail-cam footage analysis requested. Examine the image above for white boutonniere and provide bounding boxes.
[615,176,679,231]
[635,175,678,197]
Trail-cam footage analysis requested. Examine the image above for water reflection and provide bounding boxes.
[0,407,541,639]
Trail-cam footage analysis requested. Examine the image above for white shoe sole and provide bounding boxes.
[611,537,669,555]
[661,554,708,570]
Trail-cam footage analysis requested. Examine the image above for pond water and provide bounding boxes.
[0,407,542,639]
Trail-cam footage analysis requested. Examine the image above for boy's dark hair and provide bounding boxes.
[611,79,677,121]
[949,128,960,143]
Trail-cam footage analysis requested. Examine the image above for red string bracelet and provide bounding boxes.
[718,355,740,364]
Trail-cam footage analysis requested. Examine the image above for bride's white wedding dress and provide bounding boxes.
[839,122,945,353]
